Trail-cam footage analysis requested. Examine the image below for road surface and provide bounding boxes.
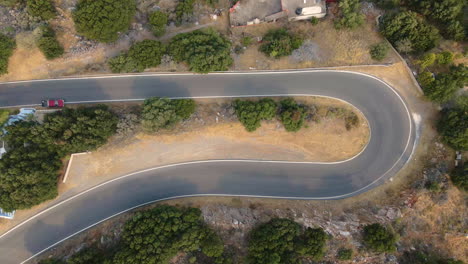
[0,70,415,263]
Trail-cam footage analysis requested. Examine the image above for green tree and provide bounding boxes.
[107,53,138,73]
[369,43,389,61]
[259,29,303,58]
[234,98,277,132]
[423,73,459,103]
[409,0,465,24]
[337,248,353,260]
[141,97,179,132]
[295,227,327,260]
[362,223,398,253]
[27,0,56,20]
[173,99,196,120]
[68,248,104,264]
[247,218,301,264]
[417,71,435,88]
[436,51,454,65]
[334,0,365,29]
[279,98,306,132]
[438,108,467,150]
[0,0,22,7]
[149,10,168,37]
[37,25,64,60]
[381,11,440,53]
[445,20,466,41]
[38,258,65,264]
[113,205,224,264]
[175,0,195,24]
[127,40,166,71]
[73,0,136,43]
[169,29,233,73]
[418,53,436,70]
[0,33,16,75]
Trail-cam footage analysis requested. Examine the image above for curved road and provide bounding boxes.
[0,70,415,263]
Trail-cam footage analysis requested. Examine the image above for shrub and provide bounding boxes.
[107,53,138,73]
[438,108,468,150]
[417,71,435,88]
[337,248,353,260]
[408,0,464,25]
[38,258,65,264]
[37,25,64,60]
[395,38,413,54]
[295,227,327,260]
[234,98,277,132]
[169,29,233,73]
[241,36,253,47]
[436,51,454,65]
[279,98,306,132]
[175,0,195,24]
[369,42,389,61]
[27,0,56,20]
[149,10,168,37]
[445,20,466,41]
[362,223,397,253]
[247,218,301,264]
[310,17,319,25]
[259,29,303,58]
[0,109,9,127]
[0,0,21,7]
[0,33,16,75]
[113,205,226,264]
[423,73,460,103]
[345,111,359,130]
[68,248,104,264]
[418,53,436,70]
[127,40,165,71]
[141,97,196,132]
[381,11,440,53]
[73,0,136,43]
[334,0,364,29]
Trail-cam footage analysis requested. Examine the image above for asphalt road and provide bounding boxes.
[0,70,415,263]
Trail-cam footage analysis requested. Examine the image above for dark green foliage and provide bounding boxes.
[423,73,460,103]
[370,0,400,10]
[173,99,196,120]
[448,64,468,88]
[334,0,365,29]
[149,10,168,37]
[141,97,196,132]
[345,111,359,130]
[175,0,195,24]
[337,248,353,260]
[68,248,104,264]
[425,181,441,192]
[127,40,166,71]
[436,51,454,65]
[400,250,465,264]
[310,17,319,25]
[27,0,56,20]
[42,106,118,154]
[279,98,306,132]
[73,0,136,43]
[295,227,327,260]
[113,205,226,264]
[37,25,64,60]
[247,218,301,264]
[418,53,436,70]
[445,21,466,41]
[169,29,233,73]
[0,0,22,7]
[259,29,303,58]
[0,33,16,75]
[234,98,277,132]
[362,223,397,253]
[408,0,465,25]
[381,11,440,53]
[241,36,252,47]
[369,43,389,61]
[108,40,166,73]
[38,258,65,264]
[438,108,468,150]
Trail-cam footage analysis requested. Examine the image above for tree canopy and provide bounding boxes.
[0,33,16,75]
[108,40,166,73]
[234,99,277,132]
[73,0,136,43]
[363,223,398,253]
[334,0,365,29]
[141,97,196,132]
[37,25,64,60]
[437,108,468,150]
[149,10,168,37]
[259,29,303,58]
[27,0,57,20]
[279,98,306,132]
[169,29,233,73]
[380,11,440,53]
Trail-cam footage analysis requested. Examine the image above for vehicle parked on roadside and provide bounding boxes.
[42,99,65,108]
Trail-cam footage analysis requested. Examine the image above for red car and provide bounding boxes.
[42,99,65,108]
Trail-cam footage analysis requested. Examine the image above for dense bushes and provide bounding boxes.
[149,10,168,37]
[234,99,276,132]
[259,29,303,58]
[141,97,196,132]
[175,0,195,24]
[279,98,306,132]
[437,108,468,150]
[27,0,56,20]
[380,11,440,53]
[422,64,467,103]
[337,248,353,260]
[0,33,16,75]
[113,205,228,264]
[401,250,465,264]
[362,223,398,253]
[247,218,327,263]
[369,42,389,61]
[334,0,365,29]
[108,40,165,73]
[450,163,467,191]
[0,106,117,211]
[169,29,232,73]
[73,0,136,43]
[37,25,64,60]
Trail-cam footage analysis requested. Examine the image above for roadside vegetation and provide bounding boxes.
[149,10,168,37]
[0,33,15,75]
[334,0,364,30]
[259,29,303,58]
[26,0,56,21]
[109,40,166,73]
[37,25,64,60]
[141,97,196,132]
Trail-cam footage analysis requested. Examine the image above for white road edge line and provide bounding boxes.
[62,152,90,183]
[0,70,414,264]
